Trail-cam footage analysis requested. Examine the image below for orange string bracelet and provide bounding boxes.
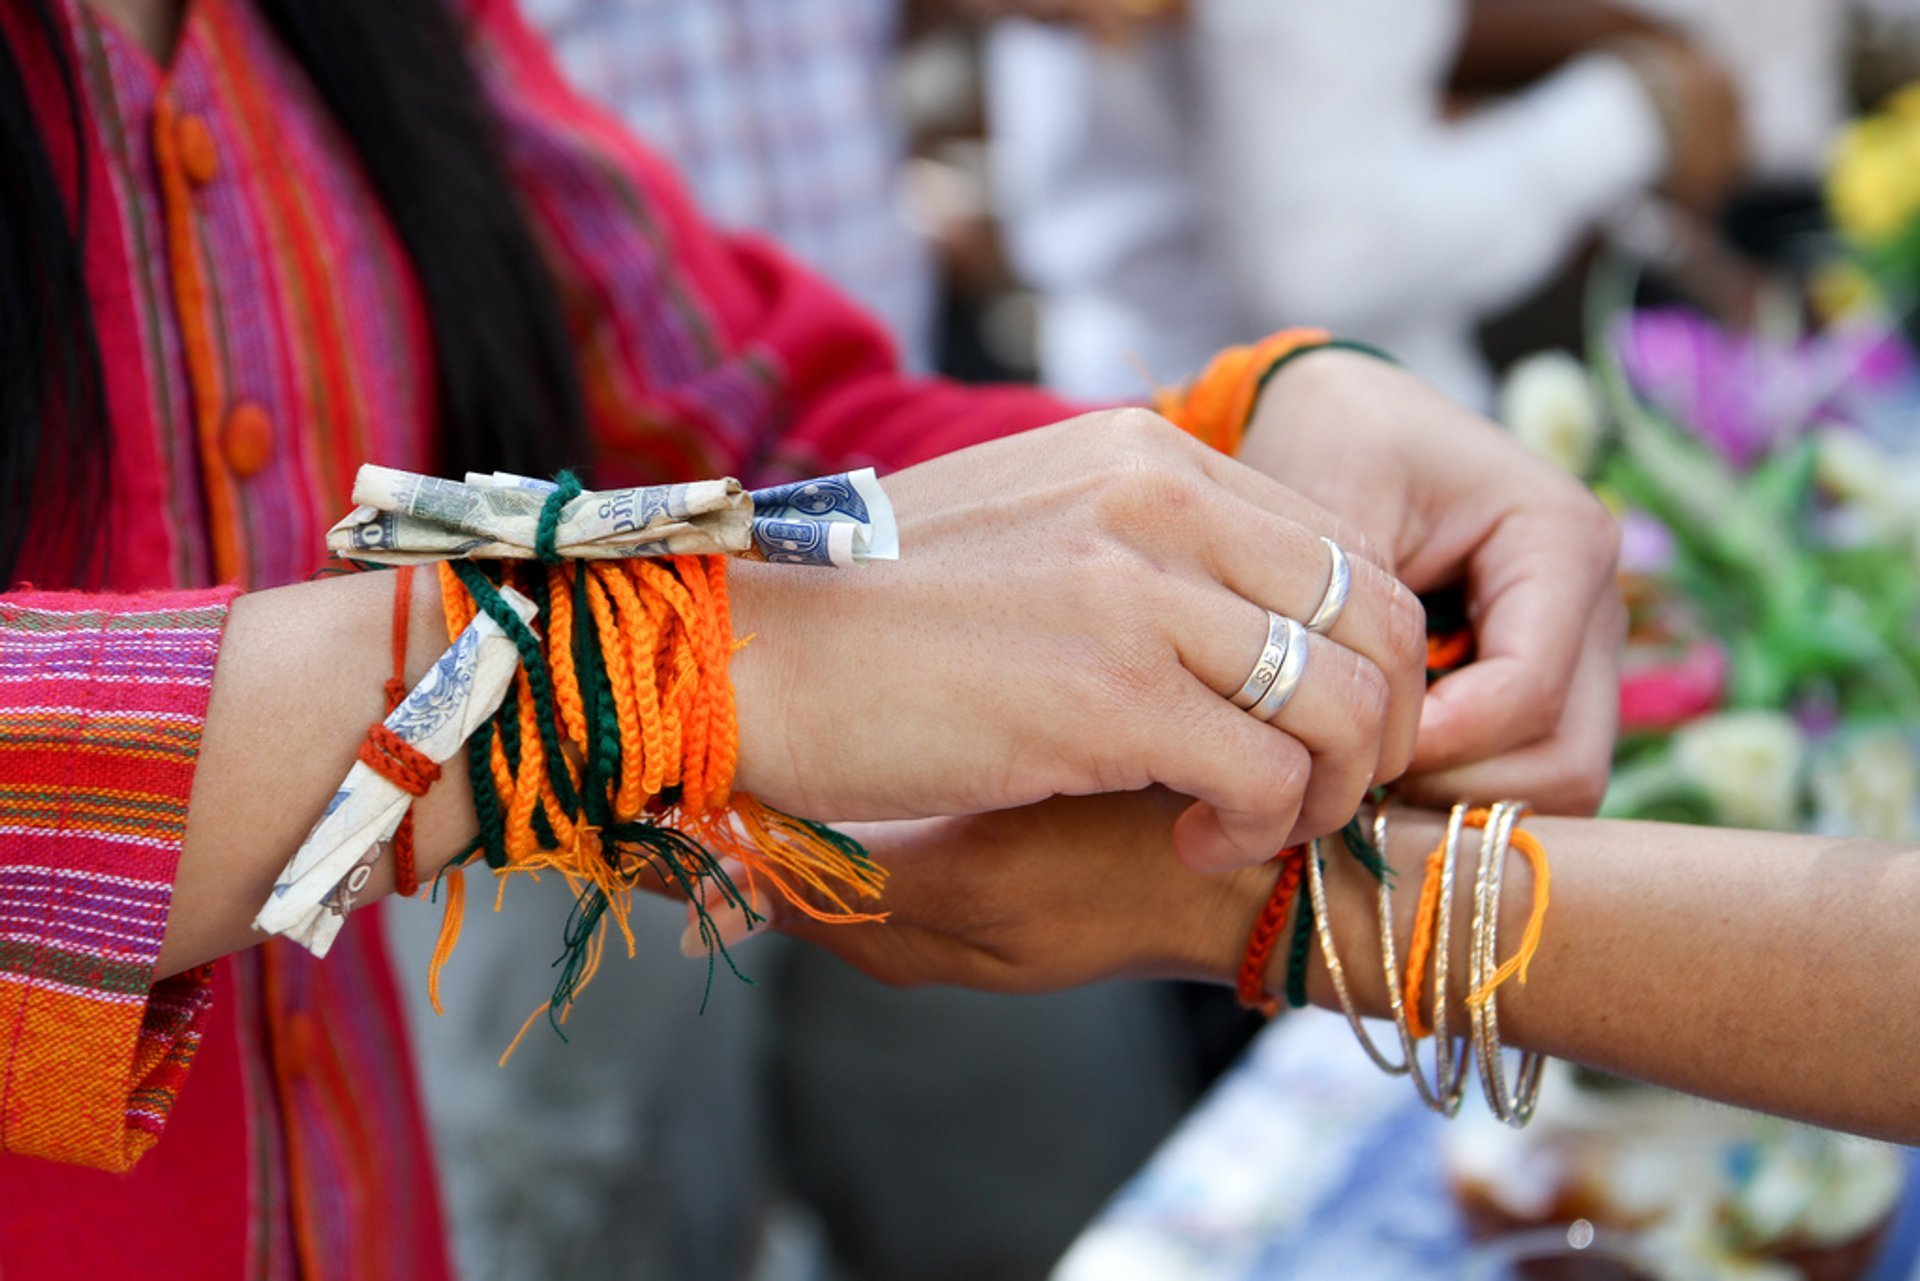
[1154,328,1332,454]
[1237,847,1306,1017]
[1401,807,1551,1038]
[429,542,885,1056]
[1467,821,1550,1010]
[353,566,435,898]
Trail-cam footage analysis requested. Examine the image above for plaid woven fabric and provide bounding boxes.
[524,0,934,364]
[0,589,233,1172]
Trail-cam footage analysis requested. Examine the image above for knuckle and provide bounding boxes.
[1338,649,1392,733]
[1381,578,1429,679]
[1091,453,1203,535]
[1106,406,1188,450]
[1341,523,1388,572]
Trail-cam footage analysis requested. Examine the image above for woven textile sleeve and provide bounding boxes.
[0,588,236,1172]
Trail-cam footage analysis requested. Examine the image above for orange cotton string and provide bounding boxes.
[1466,822,1551,1010]
[1402,842,1449,1040]
[1402,808,1552,1038]
[1153,327,1332,454]
[428,550,886,1052]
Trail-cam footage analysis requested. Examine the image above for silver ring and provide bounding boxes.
[1305,537,1351,635]
[1229,611,1289,710]
[1249,616,1310,721]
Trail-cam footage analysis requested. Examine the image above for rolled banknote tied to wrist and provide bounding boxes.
[328,464,897,569]
[252,585,537,957]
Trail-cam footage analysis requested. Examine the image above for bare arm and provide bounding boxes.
[159,566,472,976]
[1320,811,1920,1143]
[780,797,1920,1143]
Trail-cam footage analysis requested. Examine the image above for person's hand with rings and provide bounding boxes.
[1236,350,1624,816]
[726,409,1428,874]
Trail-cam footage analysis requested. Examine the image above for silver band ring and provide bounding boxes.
[1229,611,1289,710]
[1250,616,1310,721]
[1305,537,1351,635]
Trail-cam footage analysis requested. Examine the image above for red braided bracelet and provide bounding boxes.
[1237,846,1306,1017]
[356,566,435,897]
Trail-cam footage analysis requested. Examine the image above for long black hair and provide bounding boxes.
[0,0,589,585]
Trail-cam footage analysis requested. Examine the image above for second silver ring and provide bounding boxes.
[1248,615,1311,721]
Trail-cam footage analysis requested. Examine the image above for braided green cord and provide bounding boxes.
[449,561,581,815]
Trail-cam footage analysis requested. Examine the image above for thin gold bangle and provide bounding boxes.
[1375,806,1467,1114]
[1469,802,1545,1126]
[1306,835,1408,1075]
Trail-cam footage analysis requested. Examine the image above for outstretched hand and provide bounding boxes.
[706,791,1268,993]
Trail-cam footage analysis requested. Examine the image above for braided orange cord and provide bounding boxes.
[438,561,476,634]
[631,558,700,789]
[693,556,738,808]
[544,564,589,748]
[598,562,670,798]
[582,568,647,821]
[1237,848,1307,1017]
[1401,808,1552,1039]
[674,555,727,812]
[503,664,550,859]
[1153,327,1332,455]
[432,548,886,1057]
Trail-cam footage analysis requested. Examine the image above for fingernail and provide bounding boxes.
[678,902,760,959]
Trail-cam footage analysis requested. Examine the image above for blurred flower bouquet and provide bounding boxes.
[1498,293,1920,842]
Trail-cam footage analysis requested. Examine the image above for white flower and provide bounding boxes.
[1811,729,1919,841]
[1498,351,1605,477]
[1671,711,1806,831]
[1816,431,1920,554]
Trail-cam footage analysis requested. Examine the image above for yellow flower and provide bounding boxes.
[1827,94,1920,246]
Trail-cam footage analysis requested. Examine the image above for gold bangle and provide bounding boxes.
[1468,802,1545,1126]
[1305,836,1408,1075]
[1375,805,1467,1114]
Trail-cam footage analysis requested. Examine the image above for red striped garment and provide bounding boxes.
[0,0,1072,1276]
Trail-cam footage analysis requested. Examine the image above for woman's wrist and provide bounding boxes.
[1247,807,1463,1025]
[723,557,805,809]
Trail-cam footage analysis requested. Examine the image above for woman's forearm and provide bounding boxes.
[159,567,472,976]
[1305,813,1920,1141]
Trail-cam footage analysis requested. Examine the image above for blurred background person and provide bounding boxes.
[986,0,1765,407]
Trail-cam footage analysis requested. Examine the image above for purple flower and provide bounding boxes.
[1614,308,1920,468]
